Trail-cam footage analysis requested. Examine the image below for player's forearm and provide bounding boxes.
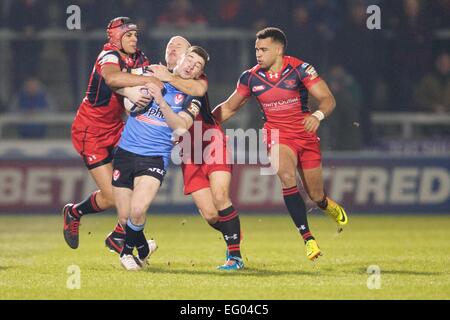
[213,96,246,123]
[105,73,159,89]
[115,87,128,96]
[114,86,144,98]
[308,80,336,119]
[213,103,235,123]
[316,94,336,118]
[159,100,189,131]
[169,76,208,97]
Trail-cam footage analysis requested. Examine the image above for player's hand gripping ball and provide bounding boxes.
[124,86,153,113]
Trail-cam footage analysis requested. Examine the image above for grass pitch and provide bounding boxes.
[0,214,449,300]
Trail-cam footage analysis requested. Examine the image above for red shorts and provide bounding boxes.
[264,130,322,170]
[182,162,231,195]
[181,123,232,195]
[72,122,123,170]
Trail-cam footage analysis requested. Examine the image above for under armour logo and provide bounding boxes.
[299,225,306,231]
[268,72,279,79]
[224,234,238,241]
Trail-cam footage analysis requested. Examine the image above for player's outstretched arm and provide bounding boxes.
[169,77,207,97]
[149,64,208,97]
[146,83,199,134]
[303,79,336,133]
[212,90,248,123]
[102,64,163,90]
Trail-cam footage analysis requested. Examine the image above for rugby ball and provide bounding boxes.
[123,87,153,113]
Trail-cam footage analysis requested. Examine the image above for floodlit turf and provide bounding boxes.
[0,214,449,300]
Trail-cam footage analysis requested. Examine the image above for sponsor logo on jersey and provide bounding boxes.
[175,93,185,105]
[252,85,266,92]
[283,79,297,88]
[305,65,318,79]
[261,97,300,110]
[136,114,168,126]
[147,106,164,119]
[113,169,120,181]
[282,67,291,76]
[257,70,266,78]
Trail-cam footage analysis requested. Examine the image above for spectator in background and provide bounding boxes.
[321,65,363,150]
[288,4,321,63]
[429,0,450,29]
[415,52,450,113]
[38,1,73,111]
[241,0,287,31]
[390,0,432,110]
[211,0,245,27]
[0,98,6,114]
[289,0,344,67]
[202,0,246,81]
[0,0,12,28]
[11,77,53,138]
[335,0,381,145]
[9,0,47,88]
[157,0,208,29]
[9,0,46,31]
[308,0,340,43]
[62,0,120,30]
[119,0,154,33]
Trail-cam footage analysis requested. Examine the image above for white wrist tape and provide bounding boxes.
[312,110,325,121]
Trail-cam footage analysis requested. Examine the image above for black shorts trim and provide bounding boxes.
[84,153,113,170]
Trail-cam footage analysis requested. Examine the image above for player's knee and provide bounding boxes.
[212,189,230,209]
[204,213,219,225]
[198,207,219,224]
[104,197,115,208]
[130,205,146,222]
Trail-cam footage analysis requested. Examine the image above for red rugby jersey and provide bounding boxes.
[185,74,224,160]
[74,43,150,130]
[236,55,321,136]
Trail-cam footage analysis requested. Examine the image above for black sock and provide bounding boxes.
[136,231,149,259]
[208,220,222,232]
[71,191,103,218]
[282,186,314,242]
[218,206,241,258]
[316,195,328,210]
[121,222,140,257]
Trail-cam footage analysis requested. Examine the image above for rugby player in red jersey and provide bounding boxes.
[214,27,348,261]
[147,37,244,270]
[62,17,163,252]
